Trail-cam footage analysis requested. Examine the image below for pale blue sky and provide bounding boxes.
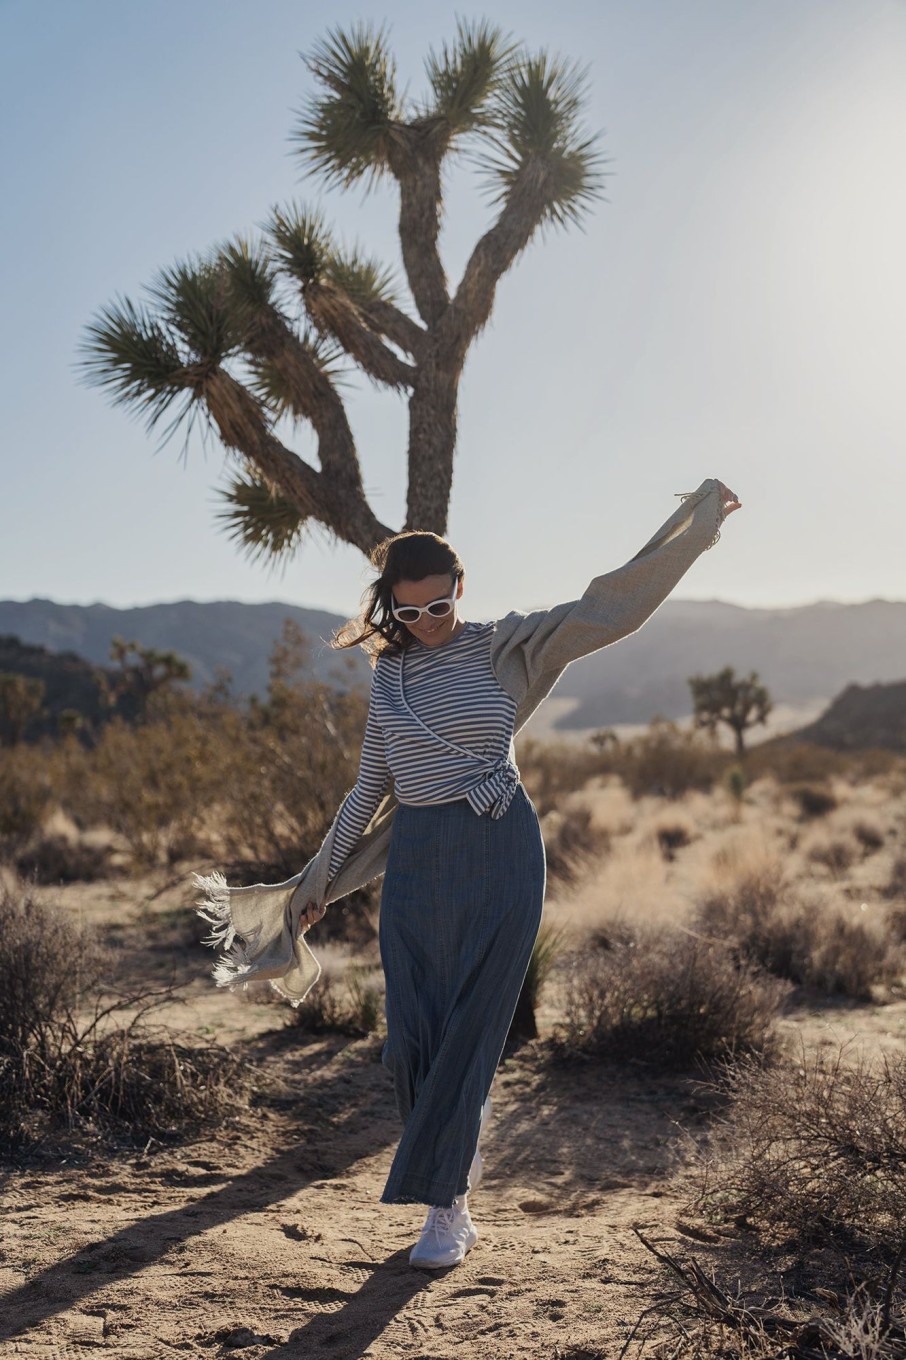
[1,0,904,621]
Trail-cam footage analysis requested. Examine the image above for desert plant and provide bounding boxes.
[655,820,694,861]
[790,782,838,819]
[542,806,611,887]
[688,666,772,756]
[80,21,604,559]
[808,835,857,876]
[615,720,725,800]
[852,819,885,855]
[884,855,906,903]
[0,744,54,854]
[560,926,783,1070]
[289,960,385,1036]
[15,834,111,884]
[697,869,901,999]
[693,1047,906,1264]
[506,921,567,1045]
[0,672,46,745]
[0,882,247,1152]
[725,763,748,804]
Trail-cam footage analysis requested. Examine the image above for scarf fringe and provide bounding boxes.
[192,871,252,991]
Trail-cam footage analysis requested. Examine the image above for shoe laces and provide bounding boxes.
[426,1204,459,1238]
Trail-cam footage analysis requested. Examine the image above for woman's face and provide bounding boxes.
[392,572,465,648]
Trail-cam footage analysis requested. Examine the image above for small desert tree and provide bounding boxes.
[0,674,46,746]
[105,638,192,723]
[688,665,772,756]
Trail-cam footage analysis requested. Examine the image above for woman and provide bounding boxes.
[289,477,742,1271]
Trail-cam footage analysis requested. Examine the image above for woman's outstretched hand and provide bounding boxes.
[716,480,742,517]
[298,900,326,935]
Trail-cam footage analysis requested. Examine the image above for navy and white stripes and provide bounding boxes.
[328,621,519,879]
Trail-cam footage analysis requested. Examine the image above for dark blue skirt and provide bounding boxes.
[379,782,546,1207]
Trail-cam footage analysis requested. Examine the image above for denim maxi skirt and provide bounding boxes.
[379,781,546,1208]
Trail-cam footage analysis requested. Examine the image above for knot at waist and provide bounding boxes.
[464,755,521,820]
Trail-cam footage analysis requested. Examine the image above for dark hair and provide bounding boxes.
[332,531,464,665]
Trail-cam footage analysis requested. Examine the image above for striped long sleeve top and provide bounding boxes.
[327,619,519,879]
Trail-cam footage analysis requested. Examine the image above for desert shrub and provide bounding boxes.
[852,819,885,855]
[60,703,228,868]
[655,820,694,861]
[745,740,847,784]
[807,835,857,876]
[0,744,54,853]
[693,1048,906,1263]
[697,869,901,999]
[290,961,385,1036]
[517,738,610,817]
[0,882,247,1152]
[542,807,611,887]
[789,782,838,819]
[628,1235,906,1360]
[559,926,783,1070]
[614,720,725,800]
[884,855,906,902]
[522,922,565,1013]
[724,763,748,804]
[15,833,111,884]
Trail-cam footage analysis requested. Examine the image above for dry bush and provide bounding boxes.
[613,720,725,800]
[0,882,247,1153]
[884,856,906,903]
[0,744,55,854]
[697,869,901,1000]
[807,835,857,876]
[59,702,228,869]
[542,806,611,888]
[559,925,783,1070]
[290,958,385,1036]
[693,1048,906,1264]
[853,819,886,856]
[655,819,694,861]
[790,782,838,819]
[15,833,111,884]
[746,741,848,784]
[517,738,609,817]
[627,1234,906,1360]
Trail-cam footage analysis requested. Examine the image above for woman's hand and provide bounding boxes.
[715,480,742,517]
[298,900,326,934]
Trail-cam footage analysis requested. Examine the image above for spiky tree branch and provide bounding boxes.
[82,20,604,566]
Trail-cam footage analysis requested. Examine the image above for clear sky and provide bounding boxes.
[1,0,904,621]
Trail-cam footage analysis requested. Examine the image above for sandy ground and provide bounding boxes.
[2,769,904,1359]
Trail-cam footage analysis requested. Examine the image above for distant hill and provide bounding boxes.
[554,598,906,729]
[793,680,906,753]
[1,596,904,731]
[0,599,369,699]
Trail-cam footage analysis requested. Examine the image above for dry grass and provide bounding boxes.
[693,1046,906,1262]
[558,923,784,1070]
[0,882,248,1154]
[696,862,902,1000]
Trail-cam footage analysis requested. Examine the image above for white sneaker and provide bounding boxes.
[409,1195,479,1270]
[468,1094,493,1192]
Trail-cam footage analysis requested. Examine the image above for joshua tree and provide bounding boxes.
[0,674,46,745]
[688,665,773,756]
[106,638,191,721]
[78,20,605,561]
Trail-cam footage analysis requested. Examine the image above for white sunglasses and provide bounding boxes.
[391,586,458,624]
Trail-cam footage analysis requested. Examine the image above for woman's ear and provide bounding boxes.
[456,574,465,598]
